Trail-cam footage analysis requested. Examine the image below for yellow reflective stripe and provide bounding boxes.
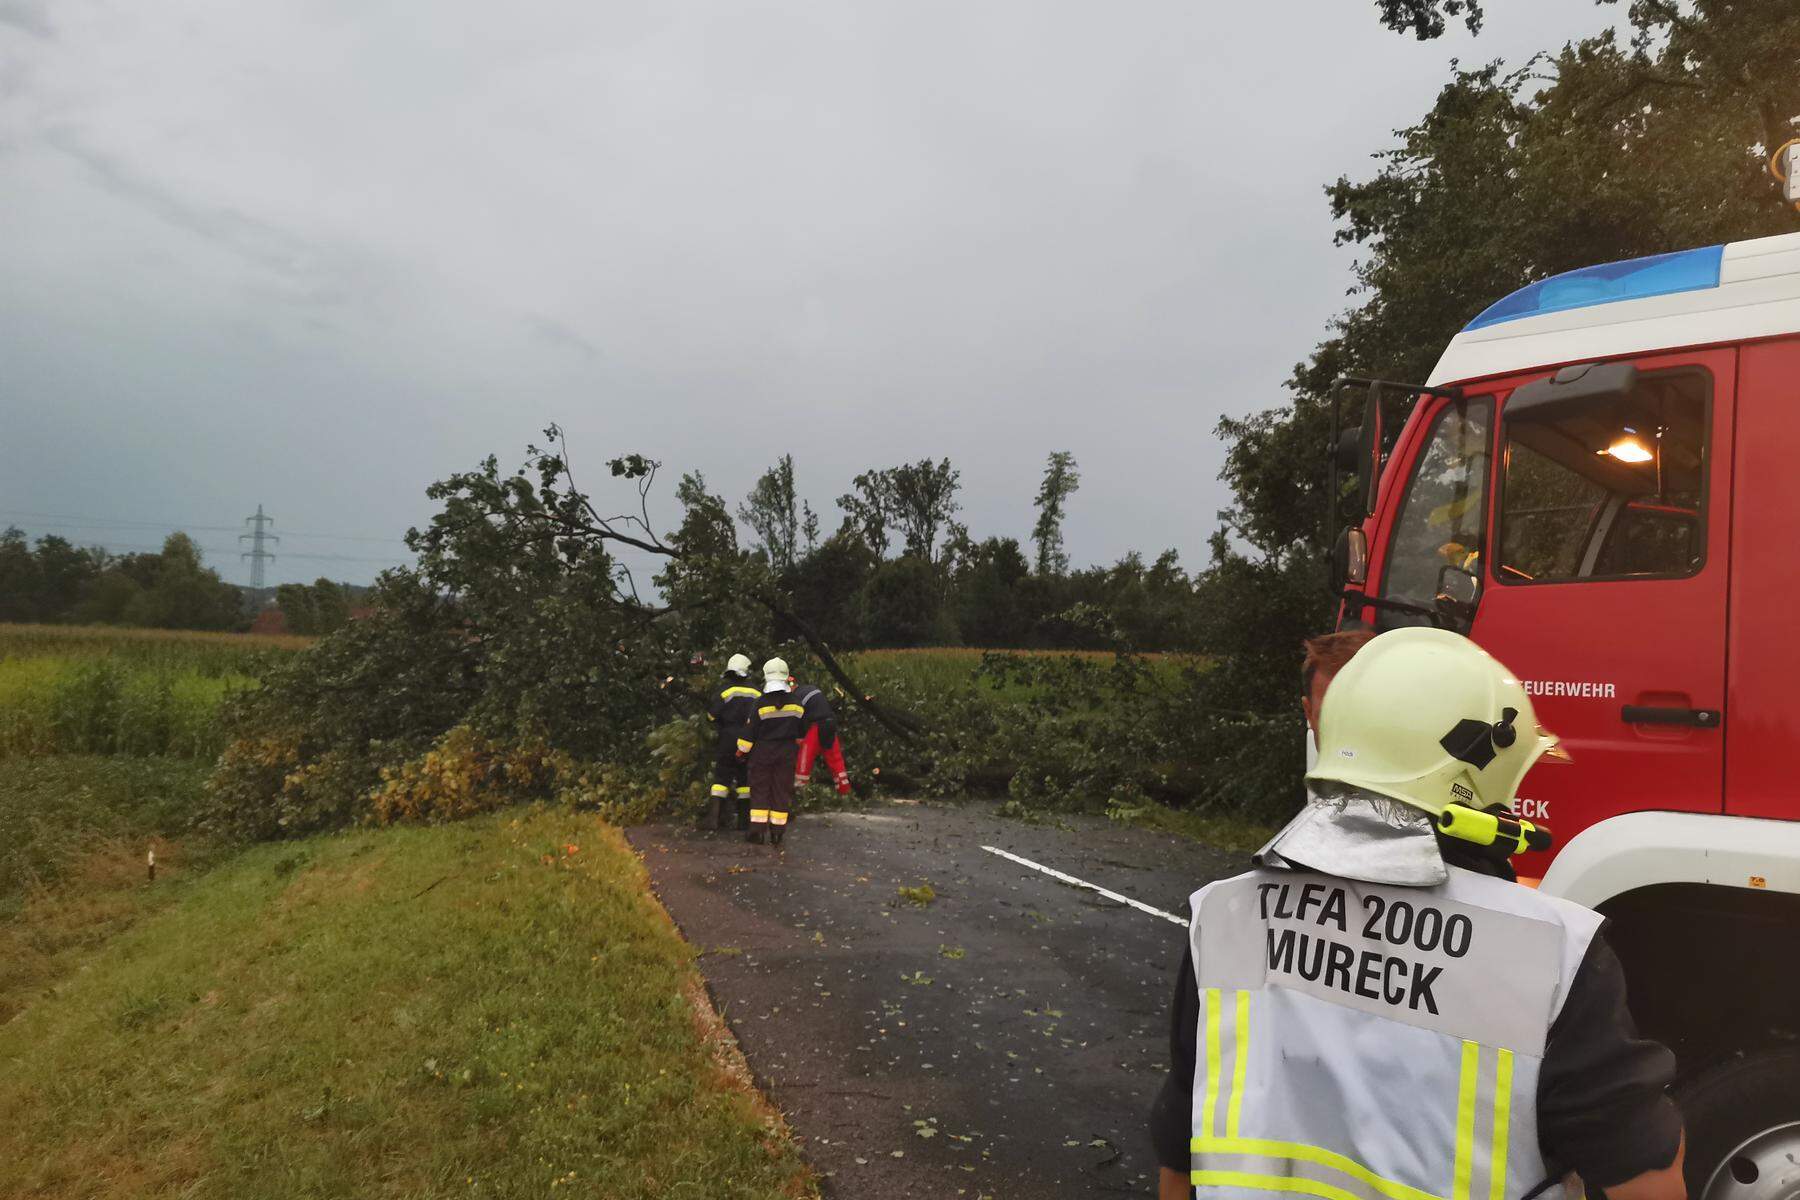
[735,787,751,796]
[1227,989,1250,1139]
[1452,1041,1480,1200]
[769,812,789,825]
[1191,1138,1444,1200]
[736,739,752,752]
[782,704,806,716]
[723,687,759,698]
[1191,1171,1366,1200]
[1489,1049,1513,1200]
[710,785,729,796]
[1201,988,1223,1137]
[749,809,769,822]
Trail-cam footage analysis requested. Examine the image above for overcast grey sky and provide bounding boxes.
[0,0,1619,588]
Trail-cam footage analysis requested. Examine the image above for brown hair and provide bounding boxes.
[1301,629,1377,696]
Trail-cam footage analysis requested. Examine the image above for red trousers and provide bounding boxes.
[797,728,850,793]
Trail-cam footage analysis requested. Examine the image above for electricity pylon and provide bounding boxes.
[240,504,278,589]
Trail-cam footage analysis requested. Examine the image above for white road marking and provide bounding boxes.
[980,845,1190,927]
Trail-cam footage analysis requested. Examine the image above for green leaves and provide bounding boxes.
[895,883,936,907]
[608,454,656,480]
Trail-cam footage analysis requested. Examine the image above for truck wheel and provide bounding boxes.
[1675,1049,1800,1200]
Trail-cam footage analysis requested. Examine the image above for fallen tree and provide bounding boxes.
[204,430,922,839]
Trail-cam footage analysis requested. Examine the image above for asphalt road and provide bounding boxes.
[628,801,1248,1199]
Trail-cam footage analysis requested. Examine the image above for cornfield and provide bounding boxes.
[0,623,306,761]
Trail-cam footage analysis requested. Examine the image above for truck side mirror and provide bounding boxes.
[1435,563,1482,626]
[1356,383,1383,517]
[1330,527,1369,595]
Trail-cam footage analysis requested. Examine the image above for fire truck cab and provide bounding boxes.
[1341,231,1800,1200]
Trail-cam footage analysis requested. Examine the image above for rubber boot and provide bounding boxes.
[770,824,785,847]
[706,796,724,830]
[736,797,752,832]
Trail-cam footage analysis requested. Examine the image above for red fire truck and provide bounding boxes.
[1333,230,1800,1200]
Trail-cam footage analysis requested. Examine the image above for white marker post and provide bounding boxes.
[981,845,1190,927]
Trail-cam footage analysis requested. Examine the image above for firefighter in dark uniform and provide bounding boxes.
[792,675,852,799]
[736,656,810,846]
[1149,628,1685,1200]
[704,653,760,831]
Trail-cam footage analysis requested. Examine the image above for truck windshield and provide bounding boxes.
[1375,397,1494,630]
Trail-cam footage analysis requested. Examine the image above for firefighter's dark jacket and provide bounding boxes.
[705,675,760,754]
[794,683,837,747]
[1148,840,1684,1188]
[737,687,811,758]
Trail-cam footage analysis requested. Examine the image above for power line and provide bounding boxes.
[63,539,405,565]
[0,509,409,545]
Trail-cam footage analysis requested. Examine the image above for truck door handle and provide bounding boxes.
[1621,705,1722,728]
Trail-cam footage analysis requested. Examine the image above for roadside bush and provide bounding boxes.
[548,718,711,827]
[825,647,1305,825]
[370,725,573,824]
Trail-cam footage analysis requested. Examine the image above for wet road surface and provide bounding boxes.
[628,801,1246,1199]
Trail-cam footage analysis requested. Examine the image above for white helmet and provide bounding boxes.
[762,656,789,685]
[726,653,752,677]
[1306,627,1565,817]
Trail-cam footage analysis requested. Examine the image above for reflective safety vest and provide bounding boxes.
[1187,866,1601,1200]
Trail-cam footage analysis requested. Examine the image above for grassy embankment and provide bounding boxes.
[0,806,813,1199]
[0,624,815,1199]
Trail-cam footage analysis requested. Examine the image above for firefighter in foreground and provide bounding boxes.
[704,653,760,831]
[1151,627,1685,1200]
[736,656,809,846]
[791,674,852,799]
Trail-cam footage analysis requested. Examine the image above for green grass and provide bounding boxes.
[0,807,816,1200]
[0,755,219,1028]
[0,755,212,905]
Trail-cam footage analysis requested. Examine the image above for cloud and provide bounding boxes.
[0,0,1621,589]
[527,315,603,362]
[42,128,354,313]
[0,0,52,39]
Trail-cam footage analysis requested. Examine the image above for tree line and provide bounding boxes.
[0,529,244,630]
[0,526,368,635]
[726,450,1202,652]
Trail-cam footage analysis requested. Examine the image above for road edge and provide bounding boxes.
[628,828,823,1199]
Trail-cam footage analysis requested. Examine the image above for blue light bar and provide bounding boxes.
[1464,244,1725,331]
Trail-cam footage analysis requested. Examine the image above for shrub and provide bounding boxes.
[369,726,572,825]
